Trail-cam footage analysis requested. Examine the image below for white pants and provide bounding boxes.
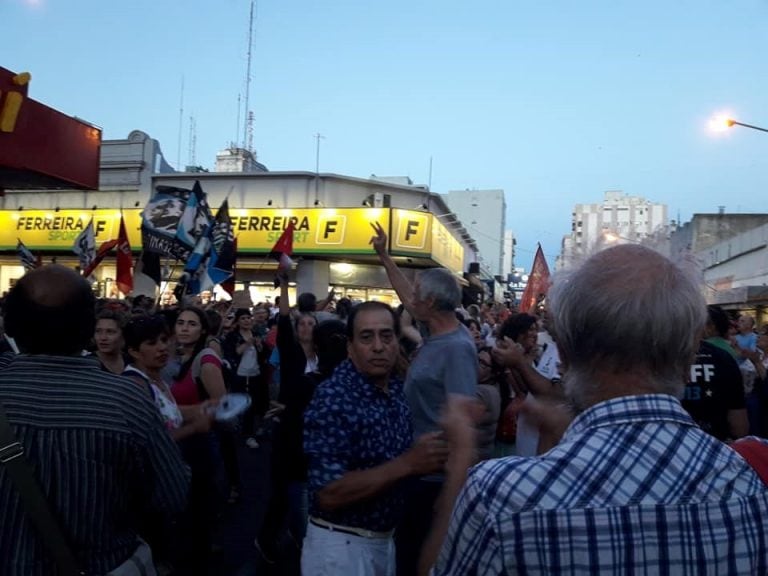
[301,522,395,576]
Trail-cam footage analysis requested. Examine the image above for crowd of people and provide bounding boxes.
[1,231,768,575]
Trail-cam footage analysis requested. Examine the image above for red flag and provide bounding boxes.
[116,215,133,295]
[82,239,118,278]
[519,244,551,314]
[221,237,237,296]
[270,221,295,270]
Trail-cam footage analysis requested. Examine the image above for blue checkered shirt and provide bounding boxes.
[433,394,768,575]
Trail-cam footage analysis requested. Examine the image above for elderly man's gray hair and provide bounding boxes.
[417,268,462,312]
[548,244,706,409]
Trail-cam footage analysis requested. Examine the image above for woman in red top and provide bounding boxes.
[171,307,227,576]
[172,307,227,405]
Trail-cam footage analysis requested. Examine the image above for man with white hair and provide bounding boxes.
[430,244,768,575]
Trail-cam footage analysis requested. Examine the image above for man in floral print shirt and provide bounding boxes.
[303,301,448,576]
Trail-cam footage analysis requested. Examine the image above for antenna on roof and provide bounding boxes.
[176,75,185,170]
[243,0,256,153]
[235,93,241,150]
[188,115,197,168]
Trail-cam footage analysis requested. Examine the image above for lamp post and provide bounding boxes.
[726,120,768,134]
[709,115,768,134]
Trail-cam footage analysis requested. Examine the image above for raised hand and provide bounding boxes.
[492,336,526,369]
[404,431,450,475]
[369,221,388,256]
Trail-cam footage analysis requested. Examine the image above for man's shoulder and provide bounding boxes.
[467,455,557,510]
[424,325,475,352]
[311,363,361,401]
[0,355,159,425]
[697,340,740,369]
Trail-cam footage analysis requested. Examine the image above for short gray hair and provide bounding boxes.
[417,268,462,312]
[548,244,706,409]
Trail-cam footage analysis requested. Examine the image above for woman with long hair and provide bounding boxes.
[170,306,227,576]
[172,307,227,405]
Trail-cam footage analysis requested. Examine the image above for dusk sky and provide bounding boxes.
[5,0,768,269]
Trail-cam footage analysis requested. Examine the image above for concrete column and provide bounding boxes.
[296,259,330,299]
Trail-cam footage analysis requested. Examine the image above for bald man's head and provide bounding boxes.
[5,265,96,355]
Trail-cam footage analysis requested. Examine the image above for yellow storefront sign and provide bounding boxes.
[229,208,389,254]
[1,209,142,250]
[431,217,464,272]
[390,209,432,254]
[1,207,463,269]
[389,209,464,273]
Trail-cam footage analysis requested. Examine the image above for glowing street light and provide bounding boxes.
[708,114,768,134]
[601,229,638,245]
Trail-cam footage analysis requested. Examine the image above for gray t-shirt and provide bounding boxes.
[405,324,478,438]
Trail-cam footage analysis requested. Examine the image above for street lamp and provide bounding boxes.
[601,229,637,245]
[709,114,768,134]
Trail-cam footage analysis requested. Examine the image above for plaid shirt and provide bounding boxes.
[434,394,768,575]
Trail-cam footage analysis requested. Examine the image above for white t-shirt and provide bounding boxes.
[123,366,184,430]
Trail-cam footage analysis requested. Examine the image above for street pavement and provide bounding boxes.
[207,437,301,576]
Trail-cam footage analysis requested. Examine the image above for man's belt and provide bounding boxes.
[309,516,394,539]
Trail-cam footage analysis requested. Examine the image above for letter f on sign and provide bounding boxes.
[405,220,419,241]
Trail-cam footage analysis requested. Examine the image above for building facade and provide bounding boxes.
[1,131,483,305]
[502,230,516,278]
[559,190,668,269]
[668,213,768,322]
[444,188,507,277]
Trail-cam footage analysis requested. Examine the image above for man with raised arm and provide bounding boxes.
[370,222,478,576]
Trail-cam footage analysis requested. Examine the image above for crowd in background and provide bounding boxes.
[2,245,768,575]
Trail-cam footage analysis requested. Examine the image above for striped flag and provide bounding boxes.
[82,239,119,278]
[72,219,96,273]
[16,239,39,272]
[207,199,235,286]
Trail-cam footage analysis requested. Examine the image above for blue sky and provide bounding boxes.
[4,0,768,268]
